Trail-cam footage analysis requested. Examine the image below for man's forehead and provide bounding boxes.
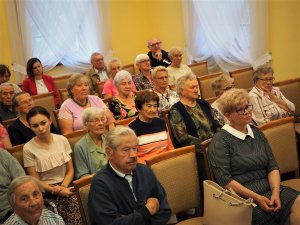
[0,85,14,92]
[148,37,160,44]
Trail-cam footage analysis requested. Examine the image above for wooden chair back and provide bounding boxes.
[64,129,87,151]
[200,138,214,181]
[53,74,72,90]
[7,144,25,169]
[73,174,95,225]
[32,92,57,128]
[96,81,106,98]
[188,61,208,77]
[123,64,136,76]
[146,145,203,220]
[58,88,69,104]
[229,67,253,89]
[2,117,17,129]
[197,72,222,99]
[115,116,137,126]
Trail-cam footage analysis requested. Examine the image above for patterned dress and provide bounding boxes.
[208,125,299,225]
[108,97,138,121]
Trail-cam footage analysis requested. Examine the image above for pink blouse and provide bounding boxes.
[0,123,9,149]
[102,79,136,96]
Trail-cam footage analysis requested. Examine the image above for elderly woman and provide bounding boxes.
[22,58,60,108]
[23,106,81,225]
[108,70,138,120]
[58,74,114,134]
[152,66,179,117]
[249,66,295,125]
[210,74,235,125]
[169,72,221,181]
[102,58,136,99]
[208,88,300,225]
[0,64,21,93]
[167,46,193,89]
[73,107,107,179]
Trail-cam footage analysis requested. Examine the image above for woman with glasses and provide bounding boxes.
[249,66,295,125]
[208,88,300,225]
[73,107,107,179]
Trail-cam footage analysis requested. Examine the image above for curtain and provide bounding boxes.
[6,0,112,82]
[182,0,271,73]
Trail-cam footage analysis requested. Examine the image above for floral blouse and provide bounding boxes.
[108,97,138,121]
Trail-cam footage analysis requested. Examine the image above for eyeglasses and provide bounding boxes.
[155,76,168,80]
[88,117,106,124]
[149,42,162,48]
[19,99,33,106]
[139,59,150,64]
[257,77,275,82]
[235,104,253,115]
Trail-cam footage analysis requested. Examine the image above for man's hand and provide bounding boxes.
[154,51,162,61]
[145,197,160,215]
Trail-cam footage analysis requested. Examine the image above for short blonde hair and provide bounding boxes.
[217,88,249,115]
[168,46,183,60]
[151,66,168,79]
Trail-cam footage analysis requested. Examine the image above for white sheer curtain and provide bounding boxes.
[182,0,271,73]
[6,0,112,82]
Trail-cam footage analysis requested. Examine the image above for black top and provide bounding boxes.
[0,102,17,121]
[147,50,171,68]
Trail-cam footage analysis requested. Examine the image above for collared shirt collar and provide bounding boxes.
[85,133,106,154]
[109,162,133,178]
[222,124,254,140]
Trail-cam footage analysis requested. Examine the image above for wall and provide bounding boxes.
[0,0,299,81]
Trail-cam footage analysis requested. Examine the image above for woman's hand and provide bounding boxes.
[51,185,64,195]
[270,189,281,212]
[256,195,276,213]
[58,187,75,197]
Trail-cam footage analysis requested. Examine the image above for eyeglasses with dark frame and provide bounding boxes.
[149,42,162,48]
[88,117,107,124]
[235,104,253,115]
[257,77,275,82]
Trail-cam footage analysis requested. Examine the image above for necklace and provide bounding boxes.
[154,88,169,102]
[72,97,88,107]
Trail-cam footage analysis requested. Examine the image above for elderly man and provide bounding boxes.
[4,175,65,225]
[86,52,109,95]
[151,66,179,117]
[0,83,18,120]
[0,149,25,224]
[8,92,58,146]
[147,37,171,68]
[88,126,171,225]
[133,54,153,91]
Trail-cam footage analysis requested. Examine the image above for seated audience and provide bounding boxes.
[169,73,221,181]
[249,66,295,125]
[88,126,171,225]
[108,70,138,120]
[4,176,65,225]
[102,58,136,99]
[23,106,81,225]
[86,52,109,95]
[22,58,60,109]
[208,88,300,225]
[151,66,179,117]
[58,74,114,134]
[166,46,193,88]
[0,149,25,224]
[0,83,18,120]
[133,54,153,90]
[73,107,107,179]
[0,119,12,149]
[128,91,174,164]
[147,37,171,68]
[210,74,235,125]
[0,64,21,93]
[8,92,58,146]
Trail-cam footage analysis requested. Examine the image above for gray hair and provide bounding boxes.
[168,46,183,60]
[106,58,122,73]
[106,126,137,150]
[82,107,106,124]
[253,66,274,83]
[7,175,44,207]
[135,54,149,66]
[217,88,249,115]
[151,66,168,79]
[90,52,102,63]
[66,73,91,98]
[211,74,234,97]
[113,70,132,87]
[176,72,197,97]
[12,91,30,107]
[0,82,14,93]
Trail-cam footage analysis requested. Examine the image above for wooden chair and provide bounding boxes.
[7,144,25,169]
[64,129,87,151]
[115,116,137,126]
[53,74,72,90]
[96,81,106,98]
[229,67,254,89]
[58,88,69,103]
[205,96,217,105]
[135,89,149,96]
[258,117,300,191]
[200,138,214,181]
[52,109,60,133]
[123,64,136,76]
[73,174,94,225]
[2,117,17,129]
[146,145,204,224]
[32,92,57,128]
[197,72,222,99]
[188,61,208,77]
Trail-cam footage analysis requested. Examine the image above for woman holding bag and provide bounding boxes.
[208,88,300,225]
